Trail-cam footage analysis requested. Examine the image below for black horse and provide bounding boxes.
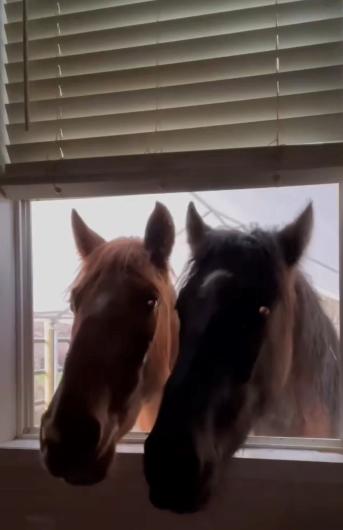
[144,201,339,513]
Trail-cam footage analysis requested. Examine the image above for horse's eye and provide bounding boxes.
[147,297,158,310]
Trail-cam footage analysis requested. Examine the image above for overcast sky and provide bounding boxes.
[31,183,338,312]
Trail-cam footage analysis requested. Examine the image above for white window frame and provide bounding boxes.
[15,200,33,436]
[8,145,343,457]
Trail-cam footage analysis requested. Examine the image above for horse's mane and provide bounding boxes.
[292,271,339,426]
[70,237,171,294]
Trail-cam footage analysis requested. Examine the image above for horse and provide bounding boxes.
[40,202,179,485]
[144,201,339,513]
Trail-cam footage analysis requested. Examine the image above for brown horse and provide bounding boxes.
[144,202,339,513]
[40,202,179,485]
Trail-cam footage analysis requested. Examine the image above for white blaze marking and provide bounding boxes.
[91,292,111,315]
[201,269,232,291]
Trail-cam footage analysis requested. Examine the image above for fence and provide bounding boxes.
[33,310,73,426]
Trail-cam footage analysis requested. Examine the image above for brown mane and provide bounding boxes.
[254,271,339,437]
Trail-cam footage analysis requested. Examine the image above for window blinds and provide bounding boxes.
[3,0,343,166]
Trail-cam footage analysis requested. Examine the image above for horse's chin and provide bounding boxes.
[44,443,116,487]
[63,470,107,486]
[61,455,112,486]
[148,487,209,514]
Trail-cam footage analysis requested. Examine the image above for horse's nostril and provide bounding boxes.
[69,415,101,453]
[43,415,101,458]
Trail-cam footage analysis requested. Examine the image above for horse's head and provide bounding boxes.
[144,201,313,513]
[40,202,176,485]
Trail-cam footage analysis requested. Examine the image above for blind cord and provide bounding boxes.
[56,1,64,159]
[22,0,30,130]
[275,0,280,147]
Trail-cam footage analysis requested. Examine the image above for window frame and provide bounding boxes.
[2,143,343,200]
[15,200,34,437]
[13,153,343,457]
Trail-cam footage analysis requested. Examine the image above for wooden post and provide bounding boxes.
[46,320,56,404]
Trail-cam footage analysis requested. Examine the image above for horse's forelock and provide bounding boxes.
[70,238,157,294]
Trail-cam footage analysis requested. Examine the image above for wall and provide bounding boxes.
[0,447,343,530]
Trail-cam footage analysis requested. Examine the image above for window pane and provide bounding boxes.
[33,341,45,372]
[34,373,46,403]
[57,339,70,371]
[31,184,340,437]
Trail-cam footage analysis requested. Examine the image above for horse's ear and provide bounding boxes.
[277,203,313,266]
[144,202,175,269]
[71,209,105,259]
[186,201,210,255]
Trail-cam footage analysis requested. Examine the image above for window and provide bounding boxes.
[0,0,342,453]
[30,184,340,443]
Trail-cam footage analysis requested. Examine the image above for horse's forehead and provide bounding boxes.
[214,231,262,259]
[80,241,151,282]
[201,269,233,291]
[201,230,276,278]
[73,244,158,314]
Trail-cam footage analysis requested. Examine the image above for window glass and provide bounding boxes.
[32,184,339,435]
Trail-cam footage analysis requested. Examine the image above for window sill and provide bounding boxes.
[1,438,343,529]
[2,438,343,464]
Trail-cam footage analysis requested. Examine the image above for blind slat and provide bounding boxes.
[5,0,150,23]
[7,91,343,146]
[6,43,343,104]
[5,0,275,24]
[7,53,276,103]
[6,3,343,62]
[6,67,343,124]
[5,0,341,42]
[7,99,279,144]
[6,29,278,83]
[7,113,343,164]
[7,7,279,62]
[6,65,343,115]
[7,16,343,85]
[3,0,343,168]
[6,75,277,123]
